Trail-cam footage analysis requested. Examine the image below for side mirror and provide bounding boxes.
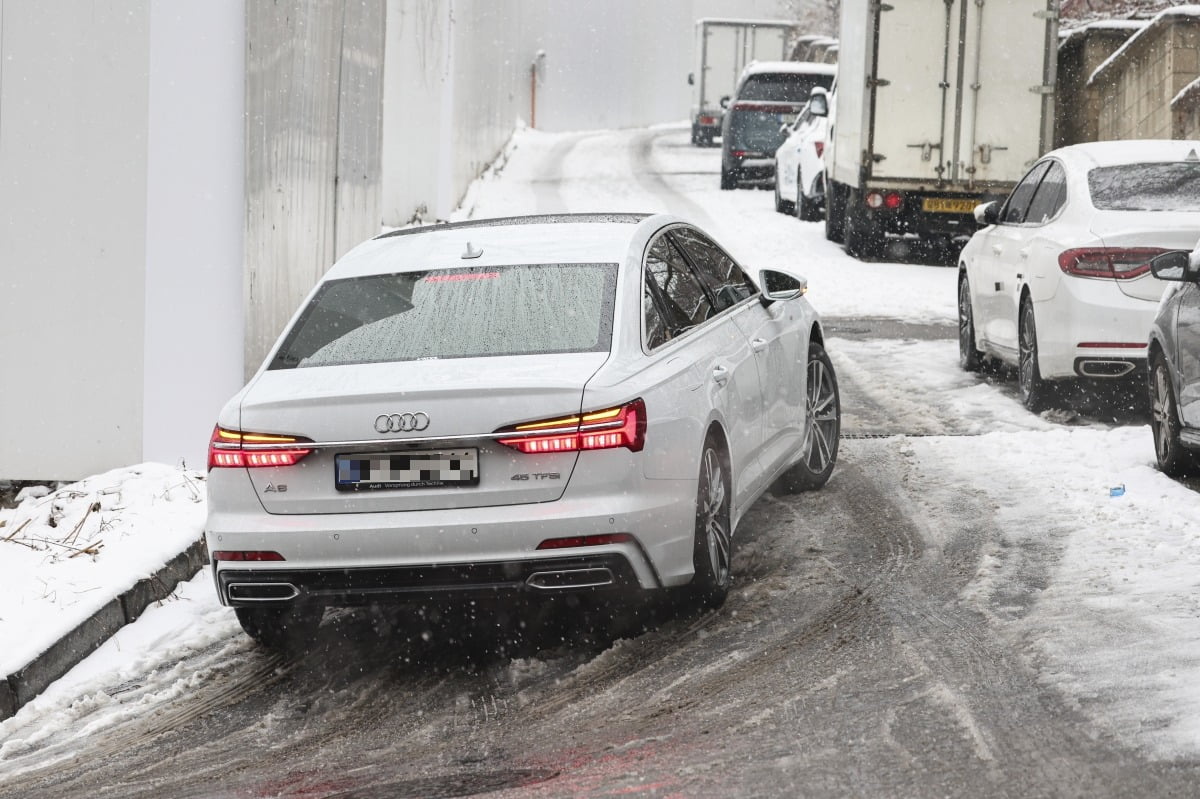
[688,73,694,86]
[758,268,808,303]
[720,95,731,110]
[809,89,828,117]
[1150,250,1190,282]
[973,201,999,226]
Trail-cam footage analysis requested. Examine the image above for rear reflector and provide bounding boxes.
[211,550,286,562]
[732,102,796,114]
[537,533,635,550]
[1058,247,1166,280]
[1077,342,1147,349]
[208,426,313,470]
[498,399,647,454]
[814,141,824,158]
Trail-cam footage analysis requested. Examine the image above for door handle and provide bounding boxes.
[1019,248,1030,259]
[991,244,1003,255]
[712,365,730,385]
[750,337,768,353]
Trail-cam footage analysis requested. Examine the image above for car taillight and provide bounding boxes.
[497,399,646,454]
[208,425,313,470]
[814,141,824,158]
[1058,247,1166,279]
[731,150,748,158]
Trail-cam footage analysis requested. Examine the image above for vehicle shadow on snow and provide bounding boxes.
[282,591,710,677]
[975,359,1151,427]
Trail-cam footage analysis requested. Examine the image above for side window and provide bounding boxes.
[1024,161,1067,225]
[669,228,756,310]
[643,236,712,346]
[1000,161,1051,224]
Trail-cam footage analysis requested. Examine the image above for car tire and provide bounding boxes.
[720,169,736,190]
[1018,298,1051,412]
[688,436,733,609]
[796,173,819,223]
[1149,350,1198,476]
[235,605,323,652]
[777,342,841,493]
[844,193,881,259]
[958,274,982,372]
[774,179,794,215]
[824,181,846,242]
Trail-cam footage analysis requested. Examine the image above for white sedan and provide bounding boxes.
[958,140,1200,411]
[205,213,841,649]
[773,87,830,222]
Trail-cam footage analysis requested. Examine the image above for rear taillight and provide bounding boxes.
[865,191,902,210]
[814,141,824,158]
[211,550,286,562]
[1058,247,1166,280]
[497,399,646,454]
[208,425,313,470]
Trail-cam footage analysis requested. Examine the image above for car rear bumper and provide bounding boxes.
[216,552,646,607]
[1033,279,1157,380]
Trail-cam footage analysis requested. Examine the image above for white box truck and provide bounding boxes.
[823,0,1058,258]
[689,18,796,146]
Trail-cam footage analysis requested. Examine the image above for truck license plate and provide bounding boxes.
[922,198,977,214]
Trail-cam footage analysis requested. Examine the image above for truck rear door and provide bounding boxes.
[870,0,1054,188]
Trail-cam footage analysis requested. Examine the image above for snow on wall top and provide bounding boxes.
[1058,19,1146,49]
[1088,5,1200,87]
[1172,75,1200,110]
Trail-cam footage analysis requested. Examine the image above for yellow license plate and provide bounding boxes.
[922,198,977,214]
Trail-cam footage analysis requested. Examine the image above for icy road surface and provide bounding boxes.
[2,126,1200,798]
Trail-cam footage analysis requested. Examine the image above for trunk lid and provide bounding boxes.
[1090,212,1200,301]
[236,353,608,513]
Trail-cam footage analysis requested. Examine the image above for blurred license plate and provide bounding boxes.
[923,197,977,214]
[335,449,479,490]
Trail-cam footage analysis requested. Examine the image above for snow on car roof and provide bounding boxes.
[740,60,837,79]
[1051,139,1200,169]
[332,213,676,278]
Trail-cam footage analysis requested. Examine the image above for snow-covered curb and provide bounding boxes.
[0,464,207,720]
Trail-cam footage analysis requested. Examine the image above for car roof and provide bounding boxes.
[1048,139,1200,169]
[328,213,683,279]
[740,60,837,79]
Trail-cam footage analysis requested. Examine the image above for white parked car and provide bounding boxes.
[774,87,830,221]
[205,213,841,649]
[958,140,1200,411]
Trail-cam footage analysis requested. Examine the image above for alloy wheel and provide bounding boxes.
[801,356,839,473]
[699,447,731,587]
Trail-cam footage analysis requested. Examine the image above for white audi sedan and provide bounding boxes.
[206,213,840,649]
[958,140,1200,411]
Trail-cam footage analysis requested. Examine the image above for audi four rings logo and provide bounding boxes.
[375,412,430,433]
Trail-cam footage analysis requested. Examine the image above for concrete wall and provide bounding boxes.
[1092,13,1200,141]
[1056,25,1140,147]
[0,1,245,480]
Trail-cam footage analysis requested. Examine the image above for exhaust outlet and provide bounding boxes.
[526,568,615,590]
[228,582,300,602]
[1078,360,1135,378]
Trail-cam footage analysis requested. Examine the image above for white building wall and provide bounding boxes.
[0,1,151,480]
[0,1,245,480]
[142,1,246,470]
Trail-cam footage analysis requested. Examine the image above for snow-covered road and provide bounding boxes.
[2,124,1200,797]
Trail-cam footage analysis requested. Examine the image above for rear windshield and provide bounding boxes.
[1088,162,1200,211]
[269,263,617,369]
[728,109,790,152]
[737,73,833,104]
